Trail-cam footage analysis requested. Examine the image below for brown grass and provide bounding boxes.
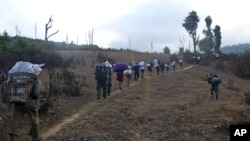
[1,50,250,141]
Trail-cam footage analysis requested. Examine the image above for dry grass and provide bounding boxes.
[1,50,250,141]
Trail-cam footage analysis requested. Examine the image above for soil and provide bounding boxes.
[1,52,250,141]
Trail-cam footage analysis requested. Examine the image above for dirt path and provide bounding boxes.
[42,65,194,140]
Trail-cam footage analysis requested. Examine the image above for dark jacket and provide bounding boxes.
[208,75,221,86]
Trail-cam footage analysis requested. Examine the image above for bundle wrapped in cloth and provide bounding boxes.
[7,61,45,104]
[123,65,132,75]
[8,61,45,76]
[104,61,113,75]
[113,63,128,72]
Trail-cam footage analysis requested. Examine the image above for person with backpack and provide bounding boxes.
[105,61,113,96]
[116,70,124,90]
[95,65,108,101]
[208,73,222,100]
[124,65,132,87]
[133,63,140,81]
[171,61,176,72]
[165,62,169,73]
[146,63,153,76]
[160,61,165,75]
[7,62,44,141]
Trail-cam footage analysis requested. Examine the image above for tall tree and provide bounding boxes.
[182,11,199,54]
[179,36,185,54]
[213,25,222,53]
[199,16,214,54]
[86,27,94,45]
[198,38,211,53]
[203,16,214,53]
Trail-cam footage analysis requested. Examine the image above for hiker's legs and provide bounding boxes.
[24,108,40,138]
[107,83,112,96]
[215,86,219,100]
[96,82,102,100]
[210,86,214,98]
[9,105,24,138]
[102,83,107,99]
[107,77,112,96]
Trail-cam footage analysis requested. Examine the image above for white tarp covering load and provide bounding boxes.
[8,61,45,104]
[123,65,132,75]
[8,61,45,76]
[139,61,145,67]
[154,59,158,67]
[104,61,112,68]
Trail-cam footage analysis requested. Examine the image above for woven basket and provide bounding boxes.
[10,72,36,104]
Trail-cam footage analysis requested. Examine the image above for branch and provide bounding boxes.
[47,15,53,25]
[47,30,59,39]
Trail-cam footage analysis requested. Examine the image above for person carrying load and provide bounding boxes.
[7,61,45,141]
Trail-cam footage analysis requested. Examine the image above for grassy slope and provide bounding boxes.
[1,50,250,141]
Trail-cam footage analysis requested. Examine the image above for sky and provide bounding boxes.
[1,0,250,53]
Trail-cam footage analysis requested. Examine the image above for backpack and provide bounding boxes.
[95,66,107,82]
[210,77,221,85]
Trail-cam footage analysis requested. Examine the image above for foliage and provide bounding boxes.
[179,47,184,54]
[198,38,212,53]
[213,25,222,53]
[183,50,195,63]
[182,11,200,54]
[202,16,214,53]
[228,52,250,79]
[163,46,170,54]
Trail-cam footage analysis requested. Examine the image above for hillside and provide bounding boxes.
[221,43,250,54]
[1,50,250,141]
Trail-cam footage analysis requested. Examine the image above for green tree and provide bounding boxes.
[198,38,211,53]
[182,11,200,54]
[0,31,10,53]
[203,16,214,52]
[179,47,184,54]
[163,46,170,54]
[199,16,214,54]
[213,25,222,53]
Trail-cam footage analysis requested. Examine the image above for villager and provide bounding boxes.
[95,65,108,101]
[7,61,45,141]
[208,73,222,100]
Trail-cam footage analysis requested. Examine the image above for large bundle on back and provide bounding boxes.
[104,61,113,75]
[8,61,45,104]
[133,63,140,70]
[113,63,128,72]
[154,59,158,67]
[139,61,145,70]
[124,65,132,75]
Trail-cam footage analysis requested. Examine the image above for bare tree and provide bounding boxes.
[45,16,59,41]
[179,35,185,53]
[85,27,94,45]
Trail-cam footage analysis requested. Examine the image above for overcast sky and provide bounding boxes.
[1,0,249,53]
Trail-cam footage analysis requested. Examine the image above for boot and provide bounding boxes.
[10,134,17,141]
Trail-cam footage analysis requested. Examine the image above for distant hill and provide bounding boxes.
[221,43,250,54]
